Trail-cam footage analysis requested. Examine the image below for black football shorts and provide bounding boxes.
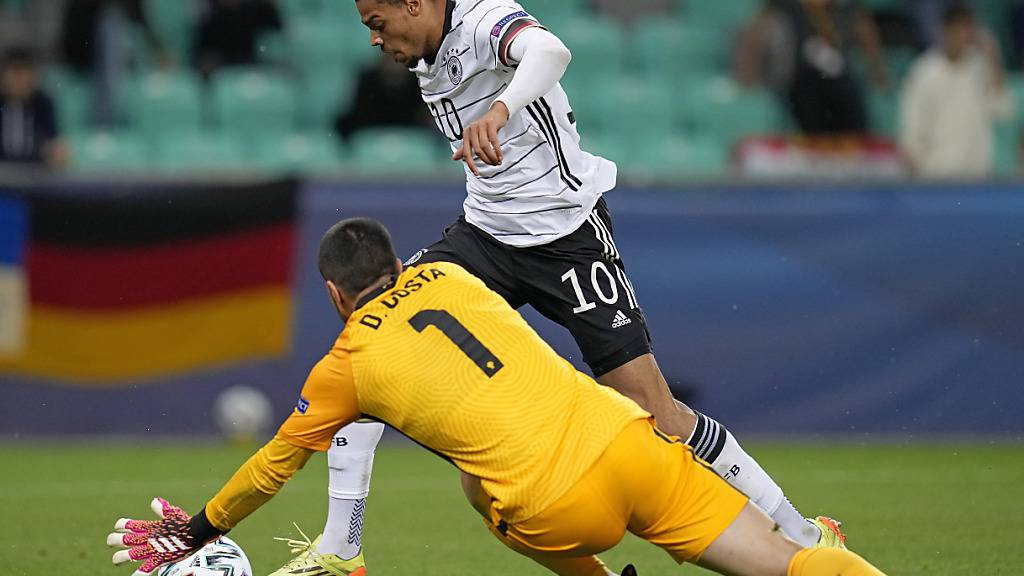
[407,197,651,377]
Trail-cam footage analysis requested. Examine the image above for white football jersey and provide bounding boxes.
[411,0,617,247]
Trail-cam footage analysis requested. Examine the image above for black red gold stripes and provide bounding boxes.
[0,180,299,383]
[498,19,543,67]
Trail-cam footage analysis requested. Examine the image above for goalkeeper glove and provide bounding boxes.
[107,497,223,575]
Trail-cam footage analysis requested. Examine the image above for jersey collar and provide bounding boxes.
[422,0,456,67]
[354,276,397,311]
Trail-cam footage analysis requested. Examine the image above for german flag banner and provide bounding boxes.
[0,195,28,356]
[0,180,298,383]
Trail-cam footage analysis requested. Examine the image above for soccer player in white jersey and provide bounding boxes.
[269,1,846,574]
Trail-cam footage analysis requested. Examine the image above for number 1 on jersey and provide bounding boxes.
[409,309,503,377]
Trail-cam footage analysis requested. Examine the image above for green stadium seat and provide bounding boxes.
[279,0,359,28]
[559,17,626,92]
[596,132,728,179]
[685,76,781,145]
[122,72,203,140]
[299,71,357,132]
[886,47,918,84]
[256,31,289,65]
[252,132,344,174]
[70,131,151,172]
[588,79,677,142]
[43,67,92,135]
[288,19,373,74]
[579,133,629,166]
[528,0,591,32]
[993,121,1020,177]
[211,69,297,139]
[1008,74,1024,127]
[143,0,194,63]
[348,128,443,175]
[867,89,899,138]
[677,0,760,32]
[633,19,729,87]
[153,131,247,172]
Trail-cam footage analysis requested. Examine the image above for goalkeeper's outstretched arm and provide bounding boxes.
[109,351,360,574]
[190,436,318,540]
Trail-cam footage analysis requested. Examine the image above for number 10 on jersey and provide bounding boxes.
[429,98,464,142]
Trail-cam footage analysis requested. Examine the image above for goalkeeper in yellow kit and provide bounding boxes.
[107,218,886,576]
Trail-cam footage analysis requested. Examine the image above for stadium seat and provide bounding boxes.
[588,79,678,142]
[143,0,194,63]
[256,30,289,65]
[211,69,298,139]
[886,47,917,85]
[993,121,1020,177]
[1008,74,1024,123]
[288,18,372,75]
[279,0,359,28]
[596,132,729,179]
[153,131,248,172]
[558,17,626,92]
[867,89,899,138]
[70,131,151,172]
[122,71,203,140]
[529,0,591,32]
[684,76,781,145]
[633,19,729,88]
[43,67,92,135]
[252,132,344,174]
[348,128,443,175]
[677,0,760,32]
[299,71,357,132]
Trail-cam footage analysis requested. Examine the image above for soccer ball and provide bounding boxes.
[213,385,273,442]
[157,536,252,576]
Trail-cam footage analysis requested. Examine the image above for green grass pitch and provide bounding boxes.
[2,439,1021,575]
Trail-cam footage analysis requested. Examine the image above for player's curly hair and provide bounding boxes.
[318,218,399,297]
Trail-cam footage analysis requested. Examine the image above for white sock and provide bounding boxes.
[319,420,386,560]
[686,411,820,547]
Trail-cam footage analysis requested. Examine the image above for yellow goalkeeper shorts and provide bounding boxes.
[486,418,748,565]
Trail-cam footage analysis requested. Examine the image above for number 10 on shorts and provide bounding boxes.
[562,262,620,314]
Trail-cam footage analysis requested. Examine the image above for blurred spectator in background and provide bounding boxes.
[910,0,949,49]
[61,0,170,127]
[738,0,889,135]
[194,0,281,79]
[334,54,432,141]
[0,48,69,168]
[900,3,1012,179]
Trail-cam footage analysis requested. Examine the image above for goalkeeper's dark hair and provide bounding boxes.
[318,218,398,296]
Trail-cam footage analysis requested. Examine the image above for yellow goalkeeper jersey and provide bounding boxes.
[278,261,648,523]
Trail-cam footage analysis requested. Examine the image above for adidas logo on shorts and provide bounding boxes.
[612,310,632,329]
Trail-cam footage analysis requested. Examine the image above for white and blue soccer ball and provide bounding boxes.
[213,385,273,442]
[157,537,252,576]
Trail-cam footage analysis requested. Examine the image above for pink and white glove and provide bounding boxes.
[107,498,203,576]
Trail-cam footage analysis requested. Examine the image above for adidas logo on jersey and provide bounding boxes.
[612,310,632,329]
